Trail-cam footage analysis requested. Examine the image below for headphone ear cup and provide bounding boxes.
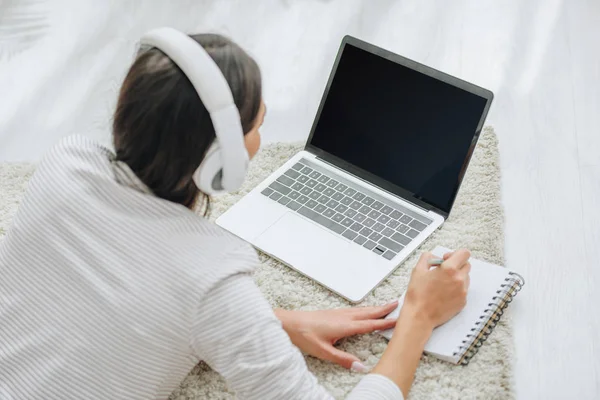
[193,145,227,196]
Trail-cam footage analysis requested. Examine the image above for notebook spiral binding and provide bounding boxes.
[453,271,525,365]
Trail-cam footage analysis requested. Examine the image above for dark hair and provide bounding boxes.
[112,33,262,212]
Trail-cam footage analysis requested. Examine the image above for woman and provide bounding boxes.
[0,30,471,400]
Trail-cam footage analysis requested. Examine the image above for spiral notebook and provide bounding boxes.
[379,246,524,365]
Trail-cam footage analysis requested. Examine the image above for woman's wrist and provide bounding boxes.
[372,305,433,398]
[394,303,435,335]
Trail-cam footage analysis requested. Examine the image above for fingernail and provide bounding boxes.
[351,361,369,374]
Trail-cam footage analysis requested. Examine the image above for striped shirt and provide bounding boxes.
[0,136,402,400]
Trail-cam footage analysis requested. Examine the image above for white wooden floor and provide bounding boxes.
[1,1,599,398]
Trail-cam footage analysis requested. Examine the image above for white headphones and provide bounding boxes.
[139,27,249,195]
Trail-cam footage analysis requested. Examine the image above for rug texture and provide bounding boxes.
[0,127,514,399]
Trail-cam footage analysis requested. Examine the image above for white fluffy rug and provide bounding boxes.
[0,127,514,399]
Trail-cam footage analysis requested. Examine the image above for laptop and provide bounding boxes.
[216,35,493,303]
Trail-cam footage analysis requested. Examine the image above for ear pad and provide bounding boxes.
[193,143,249,195]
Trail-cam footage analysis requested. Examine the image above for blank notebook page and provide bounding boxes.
[379,246,511,364]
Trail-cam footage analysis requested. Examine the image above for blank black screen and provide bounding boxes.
[309,44,488,213]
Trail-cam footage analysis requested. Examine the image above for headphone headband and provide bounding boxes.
[139,27,249,194]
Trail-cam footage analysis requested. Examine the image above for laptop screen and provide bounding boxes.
[307,42,489,215]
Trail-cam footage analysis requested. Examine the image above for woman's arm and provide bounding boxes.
[372,250,471,397]
[190,270,403,399]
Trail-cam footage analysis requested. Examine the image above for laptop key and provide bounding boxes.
[269,181,291,195]
[380,205,393,215]
[305,199,318,208]
[298,175,309,184]
[300,186,312,195]
[360,227,373,237]
[363,218,375,227]
[270,192,282,201]
[306,179,318,188]
[344,188,357,197]
[382,227,395,237]
[341,197,354,206]
[326,179,339,188]
[409,220,428,231]
[377,214,391,224]
[323,208,336,218]
[386,220,400,229]
[323,188,335,197]
[363,240,377,250]
[368,210,381,219]
[332,213,345,223]
[371,201,384,210]
[344,209,357,218]
[353,192,366,201]
[359,205,371,214]
[406,229,419,239]
[286,201,302,211]
[326,200,339,209]
[314,204,327,213]
[332,192,345,201]
[335,204,348,213]
[335,183,348,192]
[372,223,385,232]
[350,222,363,232]
[285,169,301,179]
[298,206,346,234]
[362,197,375,206]
[373,246,386,255]
[382,250,397,260]
[379,237,404,253]
[289,191,300,200]
[314,183,327,192]
[354,235,368,245]
[301,167,313,175]
[391,232,411,246]
[309,191,321,200]
[297,195,310,204]
[277,175,295,186]
[261,188,274,197]
[291,182,304,191]
[341,217,354,227]
[318,195,329,204]
[317,175,330,183]
[369,232,383,242]
[309,171,321,179]
[396,224,410,234]
[292,163,304,171]
[278,197,291,205]
[350,200,362,210]
[400,215,413,224]
[343,230,358,240]
[353,213,367,222]
[390,210,403,219]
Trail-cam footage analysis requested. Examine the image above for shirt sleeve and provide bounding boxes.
[189,248,403,400]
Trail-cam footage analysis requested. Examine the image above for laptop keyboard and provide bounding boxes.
[260,159,432,260]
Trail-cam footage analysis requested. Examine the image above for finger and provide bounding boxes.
[352,301,398,320]
[347,318,397,335]
[443,252,453,260]
[441,248,471,270]
[319,344,367,372]
[458,261,472,276]
[415,251,435,271]
[464,274,471,291]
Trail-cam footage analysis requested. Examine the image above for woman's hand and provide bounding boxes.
[401,249,471,329]
[275,302,398,372]
[373,249,472,398]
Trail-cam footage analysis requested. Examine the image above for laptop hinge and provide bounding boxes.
[315,156,431,213]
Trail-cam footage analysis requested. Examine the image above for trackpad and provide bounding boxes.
[254,212,376,299]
